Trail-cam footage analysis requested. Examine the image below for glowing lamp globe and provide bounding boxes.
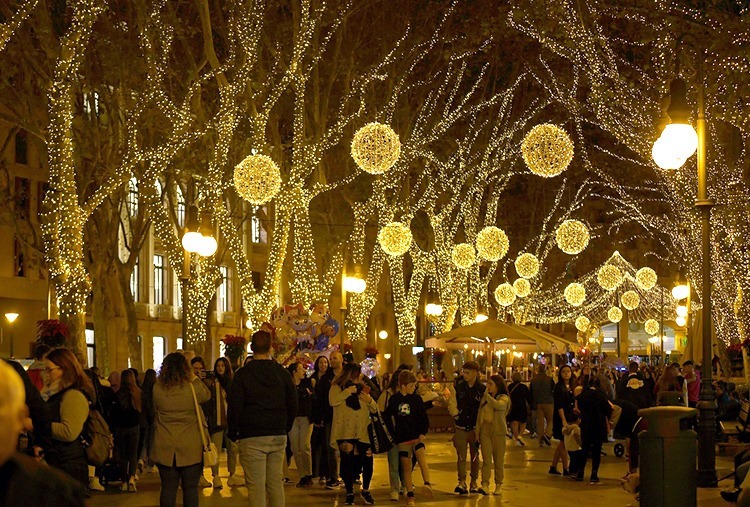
[675,316,687,327]
[451,243,476,270]
[620,291,641,311]
[672,284,690,300]
[378,330,388,340]
[513,278,531,298]
[196,235,218,257]
[644,319,660,336]
[597,264,623,291]
[343,275,366,294]
[652,136,687,170]
[521,124,574,178]
[515,253,540,279]
[635,267,658,291]
[351,123,401,174]
[377,222,412,256]
[425,303,443,316]
[660,123,699,161]
[648,336,660,344]
[676,305,688,318]
[476,226,510,262]
[608,307,623,323]
[555,220,590,255]
[233,154,282,205]
[564,283,586,307]
[182,231,204,253]
[475,313,489,323]
[494,283,516,307]
[575,316,590,332]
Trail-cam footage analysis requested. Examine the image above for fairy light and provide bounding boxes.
[233,154,282,205]
[494,283,516,307]
[555,220,590,255]
[608,307,623,323]
[597,264,624,291]
[620,290,641,311]
[635,267,658,291]
[515,253,540,279]
[564,282,586,307]
[645,319,660,336]
[452,243,476,270]
[575,316,591,332]
[521,124,574,178]
[378,222,412,256]
[513,278,531,298]
[351,123,401,175]
[476,226,510,262]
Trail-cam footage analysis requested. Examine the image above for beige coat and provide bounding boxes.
[329,384,376,446]
[152,377,211,467]
[476,392,510,436]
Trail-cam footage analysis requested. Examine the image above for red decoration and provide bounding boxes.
[36,319,69,347]
[364,346,379,358]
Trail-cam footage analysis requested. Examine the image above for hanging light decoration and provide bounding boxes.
[513,278,531,298]
[675,316,687,327]
[475,226,510,262]
[494,283,516,307]
[451,243,476,270]
[644,319,660,335]
[564,283,586,307]
[575,316,591,332]
[555,220,590,255]
[676,305,688,318]
[620,290,641,311]
[377,222,412,256]
[233,154,282,205]
[597,264,624,291]
[608,307,623,323]
[351,122,401,174]
[521,124,575,178]
[515,253,540,279]
[635,267,658,291]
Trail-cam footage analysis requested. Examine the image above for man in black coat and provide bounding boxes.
[2,359,52,457]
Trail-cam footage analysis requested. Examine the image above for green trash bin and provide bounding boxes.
[638,406,698,507]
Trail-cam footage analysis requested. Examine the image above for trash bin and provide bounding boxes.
[638,406,698,507]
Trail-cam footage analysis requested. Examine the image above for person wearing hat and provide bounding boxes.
[446,361,485,494]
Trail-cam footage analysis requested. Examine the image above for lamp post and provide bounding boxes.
[4,312,19,358]
[652,54,716,486]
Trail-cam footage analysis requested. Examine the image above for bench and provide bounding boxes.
[720,400,750,441]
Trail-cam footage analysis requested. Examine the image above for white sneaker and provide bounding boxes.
[199,475,212,488]
[389,491,399,501]
[227,474,245,487]
[213,476,224,489]
[147,465,157,473]
[89,477,105,492]
[492,486,503,496]
[128,478,137,493]
[120,482,128,492]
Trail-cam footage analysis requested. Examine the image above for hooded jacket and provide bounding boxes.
[227,359,297,440]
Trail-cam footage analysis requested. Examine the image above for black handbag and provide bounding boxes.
[368,407,395,454]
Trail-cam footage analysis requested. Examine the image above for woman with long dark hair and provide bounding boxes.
[139,368,157,473]
[575,376,612,484]
[152,352,210,507]
[42,347,96,488]
[310,355,333,485]
[287,361,315,487]
[507,371,531,446]
[112,369,142,492]
[550,365,575,476]
[212,357,242,487]
[476,374,510,496]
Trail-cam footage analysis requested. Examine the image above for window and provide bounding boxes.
[220,341,226,358]
[176,185,186,227]
[15,130,28,165]
[251,206,261,243]
[153,255,165,304]
[130,258,139,302]
[217,266,229,312]
[127,177,138,216]
[153,336,165,371]
[85,329,96,368]
[176,337,184,350]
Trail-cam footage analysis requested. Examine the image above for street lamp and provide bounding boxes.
[475,313,489,323]
[343,269,366,294]
[4,312,18,358]
[652,58,716,486]
[378,330,388,340]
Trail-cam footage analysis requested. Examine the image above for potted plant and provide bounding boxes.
[36,319,69,348]
[221,335,247,368]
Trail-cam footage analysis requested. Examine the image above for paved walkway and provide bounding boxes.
[88,433,734,506]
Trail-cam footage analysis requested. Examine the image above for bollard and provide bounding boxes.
[638,406,698,507]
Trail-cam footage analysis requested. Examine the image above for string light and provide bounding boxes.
[564,282,586,306]
[494,283,517,307]
[608,307,623,323]
[575,316,591,332]
[620,290,641,311]
[452,243,476,270]
[521,124,574,178]
[635,267,658,291]
[377,222,412,257]
[351,123,401,175]
[233,154,282,205]
[597,264,624,291]
[476,226,510,262]
[645,319,660,336]
[513,278,531,298]
[555,220,590,255]
[515,253,540,279]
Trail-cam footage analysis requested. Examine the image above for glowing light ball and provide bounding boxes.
[351,122,401,174]
[521,124,574,178]
[564,283,586,307]
[555,220,590,255]
[476,226,510,262]
[608,307,623,323]
[494,283,516,307]
[597,264,623,291]
[620,290,641,311]
[377,222,412,256]
[575,316,591,332]
[513,278,531,298]
[645,319,660,335]
[451,243,476,270]
[635,267,657,291]
[515,253,540,279]
[233,154,282,205]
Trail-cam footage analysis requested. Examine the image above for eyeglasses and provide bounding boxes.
[43,366,61,374]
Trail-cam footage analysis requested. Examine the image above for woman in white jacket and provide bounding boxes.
[329,363,377,505]
[475,374,511,497]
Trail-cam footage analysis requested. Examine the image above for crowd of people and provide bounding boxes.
[2,334,744,507]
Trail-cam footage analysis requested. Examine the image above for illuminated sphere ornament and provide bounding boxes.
[564,283,586,307]
[515,253,540,279]
[451,243,476,270]
[513,278,531,298]
[597,264,624,291]
[351,122,401,174]
[644,319,660,336]
[233,154,282,205]
[575,316,591,332]
[521,124,575,178]
[608,307,623,323]
[635,267,658,291]
[476,226,510,262]
[555,220,590,255]
[620,290,641,311]
[377,222,412,256]
[494,283,516,307]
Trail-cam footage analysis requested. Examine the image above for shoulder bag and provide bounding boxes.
[367,406,394,454]
[190,381,219,467]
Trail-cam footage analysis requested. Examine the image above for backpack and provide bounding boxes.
[82,408,113,466]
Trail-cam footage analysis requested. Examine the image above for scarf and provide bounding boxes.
[344,381,361,410]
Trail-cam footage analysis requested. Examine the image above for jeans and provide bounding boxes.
[536,404,554,441]
[238,434,287,507]
[114,426,140,481]
[478,425,506,489]
[452,428,479,484]
[325,423,339,481]
[209,429,238,477]
[311,425,329,478]
[289,417,313,478]
[386,445,403,494]
[157,460,202,507]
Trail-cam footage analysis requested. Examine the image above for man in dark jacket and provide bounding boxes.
[617,361,652,409]
[228,330,297,507]
[447,361,485,494]
[3,359,52,457]
[530,364,555,447]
